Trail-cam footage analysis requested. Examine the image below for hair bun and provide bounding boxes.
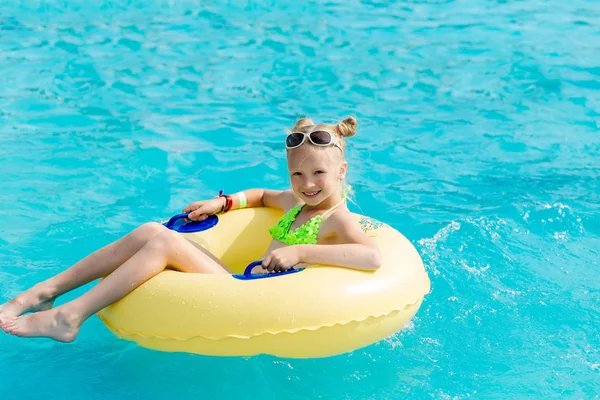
[336,116,357,138]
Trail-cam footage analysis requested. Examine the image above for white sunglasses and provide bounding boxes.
[285,131,343,152]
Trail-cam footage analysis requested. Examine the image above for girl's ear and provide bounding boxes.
[338,161,348,180]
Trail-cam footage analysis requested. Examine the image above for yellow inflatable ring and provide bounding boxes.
[97,208,430,358]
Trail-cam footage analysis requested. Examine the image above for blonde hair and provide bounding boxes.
[289,116,357,153]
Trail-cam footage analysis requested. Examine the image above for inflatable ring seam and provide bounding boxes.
[97,298,422,342]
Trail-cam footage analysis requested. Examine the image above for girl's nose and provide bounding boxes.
[302,179,316,188]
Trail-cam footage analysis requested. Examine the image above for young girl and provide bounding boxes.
[0,116,381,343]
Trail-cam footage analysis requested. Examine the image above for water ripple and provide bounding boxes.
[1,0,599,398]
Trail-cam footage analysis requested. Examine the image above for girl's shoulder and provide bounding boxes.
[319,208,361,238]
[319,209,375,246]
[280,190,303,212]
[264,189,301,212]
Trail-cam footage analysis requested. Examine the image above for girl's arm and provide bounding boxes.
[184,189,294,221]
[262,213,382,272]
[295,242,381,271]
[228,189,293,211]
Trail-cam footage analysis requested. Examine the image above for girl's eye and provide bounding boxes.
[315,170,325,174]
[292,172,302,176]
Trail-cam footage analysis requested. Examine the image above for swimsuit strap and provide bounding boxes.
[321,185,351,219]
[321,197,346,219]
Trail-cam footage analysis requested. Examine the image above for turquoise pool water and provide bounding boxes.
[1,0,599,398]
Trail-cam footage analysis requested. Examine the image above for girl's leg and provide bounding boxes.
[0,222,167,318]
[1,229,227,342]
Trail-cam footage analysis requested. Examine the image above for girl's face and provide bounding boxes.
[286,144,347,206]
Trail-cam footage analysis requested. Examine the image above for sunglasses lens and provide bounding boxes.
[286,133,304,148]
[309,131,332,145]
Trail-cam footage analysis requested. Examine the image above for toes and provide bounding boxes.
[1,317,17,333]
[7,324,20,336]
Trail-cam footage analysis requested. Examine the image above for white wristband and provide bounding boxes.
[236,191,247,209]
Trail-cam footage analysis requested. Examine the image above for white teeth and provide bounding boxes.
[304,191,320,196]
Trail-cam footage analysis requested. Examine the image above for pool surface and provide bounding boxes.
[1,0,598,398]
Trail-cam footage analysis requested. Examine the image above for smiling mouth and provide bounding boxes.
[303,190,321,198]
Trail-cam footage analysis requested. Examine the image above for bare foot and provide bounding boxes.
[0,284,56,318]
[1,308,79,342]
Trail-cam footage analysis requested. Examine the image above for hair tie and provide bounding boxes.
[336,127,342,136]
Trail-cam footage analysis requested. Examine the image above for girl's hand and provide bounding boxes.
[261,246,302,273]
[182,198,224,221]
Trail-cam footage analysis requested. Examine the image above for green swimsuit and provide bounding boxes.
[269,205,323,245]
[269,199,346,245]
[270,187,351,245]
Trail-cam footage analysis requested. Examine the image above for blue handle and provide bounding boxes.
[243,261,264,276]
[163,213,219,233]
[165,213,189,229]
[233,260,305,280]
